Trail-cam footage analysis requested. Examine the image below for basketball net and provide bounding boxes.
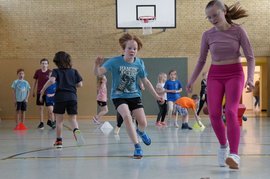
[139,16,155,35]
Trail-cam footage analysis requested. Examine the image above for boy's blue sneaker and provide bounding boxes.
[133,147,143,159]
[136,129,151,146]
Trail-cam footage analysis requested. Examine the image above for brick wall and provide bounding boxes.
[0,0,269,118]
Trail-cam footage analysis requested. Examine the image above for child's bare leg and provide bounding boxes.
[47,106,54,121]
[21,111,25,123]
[55,114,64,138]
[182,114,188,123]
[167,101,174,120]
[132,108,147,131]
[39,106,44,122]
[96,105,108,120]
[16,110,20,125]
[68,114,79,130]
[118,104,139,144]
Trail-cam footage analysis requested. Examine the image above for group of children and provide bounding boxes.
[12,52,85,148]
[12,59,56,129]
[9,0,256,171]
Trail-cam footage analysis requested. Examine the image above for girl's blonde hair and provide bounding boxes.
[158,73,167,82]
[206,0,248,24]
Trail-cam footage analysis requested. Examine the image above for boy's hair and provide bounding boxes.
[40,58,49,64]
[168,69,177,75]
[53,51,72,69]
[17,68,24,74]
[191,94,199,100]
[119,33,143,51]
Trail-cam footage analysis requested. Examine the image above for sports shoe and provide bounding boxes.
[156,121,162,127]
[160,121,167,126]
[226,154,240,169]
[37,122,44,130]
[114,126,120,135]
[54,140,63,148]
[92,116,101,125]
[181,123,192,130]
[73,129,85,146]
[218,145,229,167]
[133,147,143,159]
[47,120,56,129]
[136,129,151,146]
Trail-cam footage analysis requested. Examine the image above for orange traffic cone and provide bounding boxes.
[14,122,28,130]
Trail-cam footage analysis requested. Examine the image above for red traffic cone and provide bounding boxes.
[14,122,28,130]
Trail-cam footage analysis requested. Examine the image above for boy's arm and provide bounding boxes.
[32,79,37,97]
[76,81,83,88]
[141,77,163,102]
[12,89,17,105]
[139,79,145,91]
[40,77,55,97]
[192,108,202,127]
[25,89,30,102]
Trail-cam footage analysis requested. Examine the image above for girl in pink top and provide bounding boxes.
[187,0,255,169]
[93,75,108,124]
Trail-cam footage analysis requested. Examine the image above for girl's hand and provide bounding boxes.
[186,83,193,93]
[157,96,164,104]
[95,56,104,66]
[245,81,254,93]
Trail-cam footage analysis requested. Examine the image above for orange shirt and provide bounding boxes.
[175,97,196,111]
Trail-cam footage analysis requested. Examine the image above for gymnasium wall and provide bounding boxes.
[0,0,269,119]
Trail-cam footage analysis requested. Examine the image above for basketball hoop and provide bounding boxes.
[138,16,156,35]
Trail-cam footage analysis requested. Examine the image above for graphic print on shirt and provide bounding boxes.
[116,66,138,94]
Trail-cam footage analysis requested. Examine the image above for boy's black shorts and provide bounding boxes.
[112,97,143,111]
[16,101,27,111]
[53,101,77,115]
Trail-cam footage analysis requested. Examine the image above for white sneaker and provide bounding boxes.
[218,146,229,167]
[73,130,85,146]
[114,126,120,135]
[226,154,240,169]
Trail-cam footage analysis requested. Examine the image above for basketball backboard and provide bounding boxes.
[116,0,176,29]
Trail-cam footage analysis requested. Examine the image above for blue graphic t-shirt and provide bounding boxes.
[164,80,182,102]
[11,79,31,102]
[102,56,147,99]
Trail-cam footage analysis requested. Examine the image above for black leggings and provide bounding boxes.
[197,94,207,115]
[116,112,138,128]
[156,100,167,122]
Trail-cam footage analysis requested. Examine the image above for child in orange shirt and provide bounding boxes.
[175,94,203,130]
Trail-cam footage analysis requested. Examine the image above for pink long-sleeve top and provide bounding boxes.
[189,25,255,85]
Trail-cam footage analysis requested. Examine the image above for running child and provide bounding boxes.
[94,33,163,159]
[40,51,85,148]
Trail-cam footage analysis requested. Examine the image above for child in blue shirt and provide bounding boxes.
[44,71,57,129]
[94,33,163,159]
[11,69,31,126]
[164,70,182,127]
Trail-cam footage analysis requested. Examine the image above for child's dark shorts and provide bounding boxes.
[112,97,143,111]
[97,101,107,107]
[53,100,77,115]
[16,101,27,111]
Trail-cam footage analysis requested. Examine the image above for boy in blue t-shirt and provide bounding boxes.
[94,33,163,159]
[11,69,31,126]
[164,70,182,127]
